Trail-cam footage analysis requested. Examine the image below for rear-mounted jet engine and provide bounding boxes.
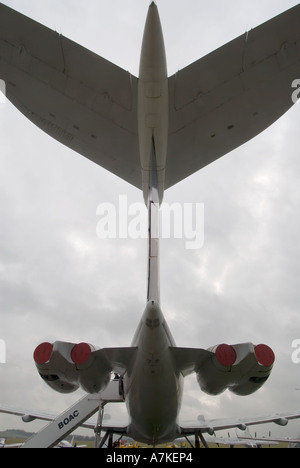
[196,343,275,396]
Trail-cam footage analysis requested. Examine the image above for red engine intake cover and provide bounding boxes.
[71,343,92,365]
[215,344,237,366]
[255,344,275,367]
[34,342,53,365]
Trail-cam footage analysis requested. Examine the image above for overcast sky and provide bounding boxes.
[1,0,300,439]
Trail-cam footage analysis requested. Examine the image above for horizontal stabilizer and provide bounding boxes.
[170,347,213,377]
[1,4,300,190]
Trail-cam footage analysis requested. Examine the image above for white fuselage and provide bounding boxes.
[124,3,183,445]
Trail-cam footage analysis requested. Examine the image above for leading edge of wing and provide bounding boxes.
[0,3,141,190]
[166,4,300,189]
[180,410,300,436]
[0,405,56,423]
[0,404,128,432]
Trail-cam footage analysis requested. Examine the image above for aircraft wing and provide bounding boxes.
[0,3,140,189]
[0,403,129,436]
[180,410,300,436]
[165,4,300,188]
[0,405,95,429]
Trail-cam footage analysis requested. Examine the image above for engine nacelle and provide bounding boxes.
[34,341,112,394]
[196,343,275,396]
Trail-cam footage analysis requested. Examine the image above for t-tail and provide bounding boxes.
[146,140,160,304]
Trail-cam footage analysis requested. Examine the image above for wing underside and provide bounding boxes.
[1,404,299,441]
[180,411,300,437]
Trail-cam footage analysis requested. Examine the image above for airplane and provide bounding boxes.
[186,434,279,449]
[0,436,86,449]
[56,437,87,449]
[197,430,300,448]
[1,1,300,447]
[235,428,300,448]
[0,438,23,449]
